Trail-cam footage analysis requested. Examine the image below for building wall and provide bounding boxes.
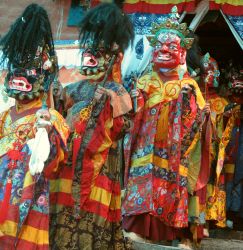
[0,0,79,40]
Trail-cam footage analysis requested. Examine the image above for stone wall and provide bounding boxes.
[0,0,79,40]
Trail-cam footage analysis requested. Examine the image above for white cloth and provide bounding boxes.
[121,34,153,80]
[28,125,51,176]
[56,48,82,69]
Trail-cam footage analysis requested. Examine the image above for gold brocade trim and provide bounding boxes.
[0,220,49,244]
[15,99,42,113]
[22,171,34,189]
[153,156,188,177]
[89,186,121,210]
[188,195,200,218]
[0,110,9,139]
[80,104,93,122]
[137,72,163,108]
[1,108,69,156]
[209,97,228,115]
[138,71,205,109]
[155,103,169,141]
[216,108,238,182]
[131,153,188,177]
[50,109,70,146]
[224,164,235,174]
[0,114,36,157]
[131,154,153,167]
[50,179,72,193]
[92,118,113,185]
[184,131,200,156]
[206,187,226,228]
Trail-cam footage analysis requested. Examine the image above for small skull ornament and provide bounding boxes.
[36,109,51,121]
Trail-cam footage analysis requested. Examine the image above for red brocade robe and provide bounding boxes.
[0,102,69,250]
[63,80,132,223]
[49,80,133,249]
[122,71,205,231]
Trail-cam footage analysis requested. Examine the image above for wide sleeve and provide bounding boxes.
[43,109,70,177]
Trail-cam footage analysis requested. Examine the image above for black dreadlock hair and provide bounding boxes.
[113,0,124,9]
[0,3,55,69]
[79,0,134,53]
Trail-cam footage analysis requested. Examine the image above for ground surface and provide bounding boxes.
[130,229,243,250]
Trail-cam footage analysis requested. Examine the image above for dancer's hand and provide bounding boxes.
[35,109,52,132]
[203,103,211,115]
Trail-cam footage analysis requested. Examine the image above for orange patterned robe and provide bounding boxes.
[0,101,69,250]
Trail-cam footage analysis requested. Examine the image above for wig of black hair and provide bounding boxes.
[113,0,125,9]
[78,1,134,53]
[0,3,55,69]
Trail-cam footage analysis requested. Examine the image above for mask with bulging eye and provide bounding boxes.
[80,41,119,77]
[228,68,243,104]
[80,48,112,76]
[4,44,58,101]
[4,67,45,101]
[152,33,186,70]
[200,53,220,88]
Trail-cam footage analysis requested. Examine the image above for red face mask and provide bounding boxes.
[152,34,185,70]
[201,55,220,88]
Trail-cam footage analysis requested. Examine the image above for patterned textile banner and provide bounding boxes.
[91,0,196,14]
[128,13,169,35]
[227,15,243,40]
[210,0,243,15]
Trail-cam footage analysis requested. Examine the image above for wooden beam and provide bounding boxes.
[189,0,209,31]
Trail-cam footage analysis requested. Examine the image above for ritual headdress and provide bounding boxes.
[78,0,134,53]
[78,0,134,79]
[0,3,58,100]
[147,6,194,50]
